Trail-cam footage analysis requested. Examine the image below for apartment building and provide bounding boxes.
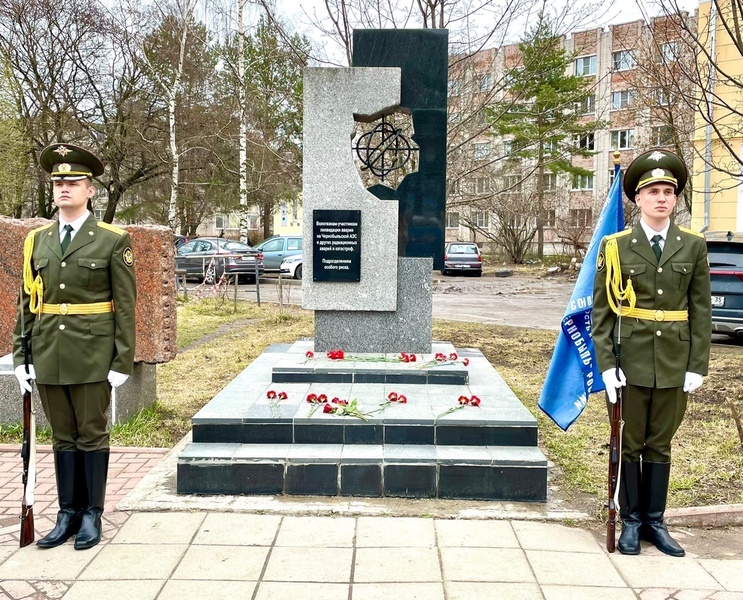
[446,13,697,256]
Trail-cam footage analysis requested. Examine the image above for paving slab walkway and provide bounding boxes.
[0,444,741,600]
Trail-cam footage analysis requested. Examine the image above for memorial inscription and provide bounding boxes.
[313,209,361,282]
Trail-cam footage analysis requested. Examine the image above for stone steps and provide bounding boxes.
[177,443,547,501]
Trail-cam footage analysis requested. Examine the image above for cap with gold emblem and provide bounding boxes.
[39,143,105,181]
[623,148,687,203]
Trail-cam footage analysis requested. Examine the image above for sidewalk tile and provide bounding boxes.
[61,579,164,600]
[441,548,533,583]
[354,547,441,583]
[0,547,13,564]
[709,593,743,600]
[527,550,625,587]
[541,586,638,600]
[0,544,99,580]
[264,547,353,582]
[445,582,542,600]
[158,580,258,600]
[675,591,729,600]
[275,516,355,547]
[700,559,743,592]
[255,582,348,600]
[435,519,518,548]
[78,544,186,580]
[611,555,724,590]
[512,521,603,553]
[351,582,445,600]
[356,517,435,547]
[193,513,280,546]
[33,580,69,598]
[0,580,35,597]
[172,545,268,581]
[111,512,205,545]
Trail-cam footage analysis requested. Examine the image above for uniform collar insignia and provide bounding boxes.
[54,146,72,157]
[648,151,665,161]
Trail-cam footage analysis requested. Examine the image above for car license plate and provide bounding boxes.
[241,256,252,261]
[711,295,725,307]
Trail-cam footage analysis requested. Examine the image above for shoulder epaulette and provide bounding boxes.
[27,222,55,237]
[97,221,126,236]
[679,226,704,238]
[607,229,632,239]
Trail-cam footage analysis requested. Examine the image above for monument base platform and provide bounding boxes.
[177,341,548,502]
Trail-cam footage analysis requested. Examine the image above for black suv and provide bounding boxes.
[706,231,743,340]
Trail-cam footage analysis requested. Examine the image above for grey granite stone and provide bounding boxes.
[315,258,433,353]
[302,67,401,312]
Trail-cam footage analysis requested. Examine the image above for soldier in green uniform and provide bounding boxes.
[13,143,137,550]
[593,149,711,557]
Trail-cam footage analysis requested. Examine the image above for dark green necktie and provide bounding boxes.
[651,234,663,262]
[61,224,73,254]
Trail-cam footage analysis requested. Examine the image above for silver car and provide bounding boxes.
[442,242,483,276]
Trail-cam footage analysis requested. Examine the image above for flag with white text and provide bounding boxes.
[537,165,624,430]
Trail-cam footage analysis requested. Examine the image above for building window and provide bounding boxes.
[473,142,491,160]
[571,173,594,191]
[542,173,557,192]
[575,133,595,151]
[474,211,489,228]
[611,90,635,110]
[570,208,593,227]
[503,140,514,155]
[545,209,556,228]
[446,212,460,228]
[610,129,634,150]
[579,94,596,114]
[448,79,462,96]
[651,125,674,146]
[574,55,596,76]
[659,42,678,62]
[657,89,674,105]
[479,73,493,92]
[612,50,636,71]
[543,138,558,154]
[505,66,524,87]
[475,177,490,194]
[448,178,460,194]
[503,174,522,194]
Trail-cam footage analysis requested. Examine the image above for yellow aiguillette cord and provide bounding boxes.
[604,238,636,317]
[22,231,44,314]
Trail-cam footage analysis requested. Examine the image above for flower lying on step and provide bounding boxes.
[327,349,345,360]
[266,390,288,417]
[399,352,417,363]
[305,350,315,359]
[437,395,482,419]
[417,353,471,370]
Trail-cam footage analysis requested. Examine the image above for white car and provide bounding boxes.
[280,254,303,279]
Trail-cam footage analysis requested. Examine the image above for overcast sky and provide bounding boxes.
[280,0,701,64]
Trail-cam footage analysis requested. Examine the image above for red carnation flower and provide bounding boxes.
[435,353,447,362]
[318,393,328,403]
[449,352,458,360]
[306,393,318,403]
[322,404,334,414]
[398,394,408,404]
[458,395,470,405]
[388,392,398,401]
[266,390,277,399]
[470,395,481,407]
[409,354,417,362]
[278,391,288,400]
[462,358,470,367]
[305,350,315,359]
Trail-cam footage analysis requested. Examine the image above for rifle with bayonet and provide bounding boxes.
[19,289,36,548]
[606,311,624,553]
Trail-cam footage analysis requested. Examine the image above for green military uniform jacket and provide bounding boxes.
[13,214,137,385]
[592,222,711,389]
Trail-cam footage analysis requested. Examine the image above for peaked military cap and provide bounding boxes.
[39,143,105,181]
[623,148,687,203]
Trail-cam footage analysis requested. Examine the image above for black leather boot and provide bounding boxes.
[641,461,685,557]
[74,450,109,550]
[617,461,642,555]
[37,450,81,548]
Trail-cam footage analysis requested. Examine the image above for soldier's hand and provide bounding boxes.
[601,368,626,404]
[683,372,704,394]
[14,365,36,394]
[107,370,129,388]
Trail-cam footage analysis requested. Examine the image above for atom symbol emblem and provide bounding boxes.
[354,116,417,182]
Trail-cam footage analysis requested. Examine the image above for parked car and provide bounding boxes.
[441,242,483,276]
[706,231,743,340]
[280,254,303,280]
[175,237,264,283]
[255,235,302,271]
[174,234,192,248]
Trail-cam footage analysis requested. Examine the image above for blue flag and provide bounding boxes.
[537,165,624,431]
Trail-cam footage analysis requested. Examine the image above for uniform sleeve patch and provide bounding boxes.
[597,252,605,272]
[123,247,134,266]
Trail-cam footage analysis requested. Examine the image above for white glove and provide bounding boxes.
[601,368,627,404]
[107,370,129,388]
[683,372,704,394]
[14,364,36,393]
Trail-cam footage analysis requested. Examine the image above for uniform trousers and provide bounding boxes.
[609,384,688,463]
[37,382,111,451]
